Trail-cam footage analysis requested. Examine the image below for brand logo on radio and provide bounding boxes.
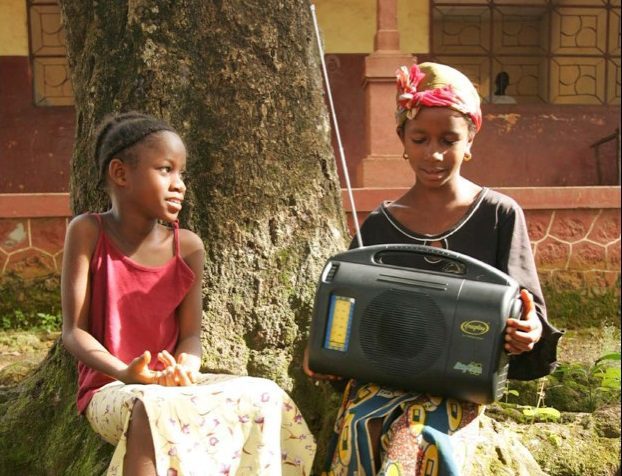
[453,361,483,376]
[460,320,490,336]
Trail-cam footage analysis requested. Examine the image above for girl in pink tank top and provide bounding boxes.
[61,113,315,475]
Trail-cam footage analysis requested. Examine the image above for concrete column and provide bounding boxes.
[357,0,415,188]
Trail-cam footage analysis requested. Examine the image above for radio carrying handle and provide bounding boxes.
[331,244,520,287]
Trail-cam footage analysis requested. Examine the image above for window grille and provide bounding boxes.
[28,0,73,106]
[430,0,621,104]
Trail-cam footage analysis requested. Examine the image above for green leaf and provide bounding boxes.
[522,407,561,420]
[597,352,621,363]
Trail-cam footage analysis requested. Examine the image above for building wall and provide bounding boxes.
[0,0,29,56]
[2,1,617,193]
[0,2,619,307]
[0,0,75,194]
[327,55,620,188]
[313,0,429,54]
[0,216,66,279]
[0,189,619,319]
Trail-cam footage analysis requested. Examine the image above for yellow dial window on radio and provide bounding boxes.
[324,295,355,352]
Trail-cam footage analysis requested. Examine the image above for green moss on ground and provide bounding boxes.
[0,342,112,475]
[522,410,620,476]
[485,404,620,476]
[543,284,621,331]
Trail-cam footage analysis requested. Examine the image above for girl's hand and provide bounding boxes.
[156,350,198,386]
[121,351,160,384]
[303,346,342,383]
[504,289,543,355]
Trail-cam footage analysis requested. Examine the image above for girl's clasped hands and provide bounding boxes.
[123,349,200,386]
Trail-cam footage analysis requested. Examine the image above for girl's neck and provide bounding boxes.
[389,177,482,236]
[406,176,480,207]
[103,206,159,247]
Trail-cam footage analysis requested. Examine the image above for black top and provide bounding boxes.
[350,188,562,380]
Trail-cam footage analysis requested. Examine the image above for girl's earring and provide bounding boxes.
[464,152,472,162]
[403,152,409,160]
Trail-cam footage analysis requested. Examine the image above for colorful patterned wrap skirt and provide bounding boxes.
[323,380,484,476]
[85,373,316,476]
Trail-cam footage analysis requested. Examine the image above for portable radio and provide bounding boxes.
[308,244,522,404]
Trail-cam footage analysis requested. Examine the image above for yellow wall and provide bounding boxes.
[313,0,376,53]
[0,0,28,56]
[399,0,429,54]
[313,0,429,54]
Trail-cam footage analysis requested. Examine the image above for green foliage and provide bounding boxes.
[34,312,62,332]
[521,405,562,422]
[551,351,621,412]
[522,378,562,422]
[593,352,621,391]
[0,272,61,330]
[0,310,62,332]
[504,349,621,416]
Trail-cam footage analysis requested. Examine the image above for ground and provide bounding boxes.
[0,330,60,386]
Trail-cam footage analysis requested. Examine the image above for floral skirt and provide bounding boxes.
[323,380,484,476]
[85,373,316,476]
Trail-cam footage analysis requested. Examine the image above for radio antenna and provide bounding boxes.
[310,3,364,248]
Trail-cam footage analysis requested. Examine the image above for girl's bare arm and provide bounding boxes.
[162,229,204,385]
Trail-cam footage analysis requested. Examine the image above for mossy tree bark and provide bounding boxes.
[0,1,347,473]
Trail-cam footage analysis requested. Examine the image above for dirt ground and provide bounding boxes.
[0,330,60,385]
[557,325,621,364]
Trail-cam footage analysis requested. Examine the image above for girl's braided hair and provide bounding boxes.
[94,112,175,187]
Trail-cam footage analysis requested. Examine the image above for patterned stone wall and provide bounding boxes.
[528,209,620,292]
[0,217,66,279]
[0,195,619,294]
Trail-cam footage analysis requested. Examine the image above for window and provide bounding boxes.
[28,0,73,106]
[430,0,621,104]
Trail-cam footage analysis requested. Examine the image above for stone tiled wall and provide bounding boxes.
[1,212,616,292]
[0,217,66,279]
[0,189,620,292]
[529,209,620,291]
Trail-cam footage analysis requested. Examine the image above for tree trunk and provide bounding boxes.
[0,1,346,473]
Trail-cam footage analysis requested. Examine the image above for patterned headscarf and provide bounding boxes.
[395,62,482,132]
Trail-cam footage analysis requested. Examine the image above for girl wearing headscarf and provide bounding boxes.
[309,63,561,476]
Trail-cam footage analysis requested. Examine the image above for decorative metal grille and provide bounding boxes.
[431,0,621,104]
[28,0,73,106]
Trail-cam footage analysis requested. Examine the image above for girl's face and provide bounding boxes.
[123,131,187,222]
[400,107,474,189]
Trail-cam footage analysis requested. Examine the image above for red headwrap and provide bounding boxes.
[395,63,482,132]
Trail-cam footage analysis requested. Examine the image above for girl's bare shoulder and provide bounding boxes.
[66,213,100,242]
[63,213,101,259]
[178,228,204,259]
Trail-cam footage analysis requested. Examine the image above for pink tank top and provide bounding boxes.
[76,214,196,413]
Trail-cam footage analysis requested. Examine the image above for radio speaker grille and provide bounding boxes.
[360,289,447,376]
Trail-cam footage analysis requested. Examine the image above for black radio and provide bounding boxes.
[308,244,522,404]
